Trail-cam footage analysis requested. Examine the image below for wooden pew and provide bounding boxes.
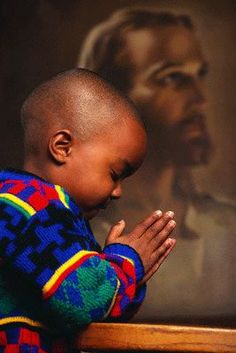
[75,323,236,352]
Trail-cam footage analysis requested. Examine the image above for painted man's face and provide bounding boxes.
[119,25,212,166]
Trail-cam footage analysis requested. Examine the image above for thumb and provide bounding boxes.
[105,220,126,245]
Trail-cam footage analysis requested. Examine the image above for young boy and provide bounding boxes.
[0,69,176,352]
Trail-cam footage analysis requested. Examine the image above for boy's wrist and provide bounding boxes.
[103,243,145,282]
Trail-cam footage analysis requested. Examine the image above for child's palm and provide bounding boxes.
[105,211,176,283]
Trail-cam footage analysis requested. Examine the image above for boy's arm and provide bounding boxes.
[0,190,175,331]
[0,197,146,330]
[101,242,146,320]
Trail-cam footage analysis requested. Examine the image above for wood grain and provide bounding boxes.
[75,323,236,352]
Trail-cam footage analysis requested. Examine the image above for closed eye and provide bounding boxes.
[110,160,136,183]
[110,170,121,182]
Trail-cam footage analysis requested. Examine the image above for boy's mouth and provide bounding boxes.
[84,201,110,219]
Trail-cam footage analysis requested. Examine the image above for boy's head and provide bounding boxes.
[21,69,147,219]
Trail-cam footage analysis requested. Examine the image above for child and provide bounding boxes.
[0,69,176,352]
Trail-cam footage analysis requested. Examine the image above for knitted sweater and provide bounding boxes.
[0,169,146,352]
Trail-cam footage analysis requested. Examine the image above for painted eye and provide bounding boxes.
[156,72,189,87]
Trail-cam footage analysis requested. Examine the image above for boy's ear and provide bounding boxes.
[48,130,73,164]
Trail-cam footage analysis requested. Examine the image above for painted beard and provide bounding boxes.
[147,113,213,166]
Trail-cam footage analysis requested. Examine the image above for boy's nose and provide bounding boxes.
[111,183,122,199]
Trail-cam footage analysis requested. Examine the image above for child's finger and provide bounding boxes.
[150,237,175,268]
[131,210,162,237]
[154,238,176,266]
[144,211,175,241]
[150,219,176,249]
[105,219,126,245]
[139,238,176,285]
[142,238,174,282]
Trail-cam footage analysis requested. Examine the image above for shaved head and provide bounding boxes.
[21,69,147,215]
[21,68,142,157]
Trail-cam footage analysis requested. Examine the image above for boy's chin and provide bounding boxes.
[83,208,100,220]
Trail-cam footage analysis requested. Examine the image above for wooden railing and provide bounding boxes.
[75,323,236,352]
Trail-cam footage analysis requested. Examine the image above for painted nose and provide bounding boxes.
[190,80,207,109]
[111,183,122,199]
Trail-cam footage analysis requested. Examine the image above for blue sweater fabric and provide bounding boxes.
[0,169,146,352]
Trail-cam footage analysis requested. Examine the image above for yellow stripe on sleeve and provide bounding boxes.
[55,185,70,209]
[0,193,36,218]
[103,279,121,319]
[119,255,135,267]
[43,250,98,297]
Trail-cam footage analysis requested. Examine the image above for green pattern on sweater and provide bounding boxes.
[48,257,117,329]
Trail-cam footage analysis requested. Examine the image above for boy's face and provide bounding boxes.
[63,118,146,219]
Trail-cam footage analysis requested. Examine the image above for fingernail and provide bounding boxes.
[167,211,174,218]
[170,238,176,245]
[169,220,176,227]
[118,219,124,224]
[168,238,175,246]
[155,210,162,217]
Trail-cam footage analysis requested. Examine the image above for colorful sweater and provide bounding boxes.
[0,169,146,352]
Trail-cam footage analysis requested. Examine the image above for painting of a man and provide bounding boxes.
[78,8,236,323]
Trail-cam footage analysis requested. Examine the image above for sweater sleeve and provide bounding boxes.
[102,244,146,319]
[0,194,145,331]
